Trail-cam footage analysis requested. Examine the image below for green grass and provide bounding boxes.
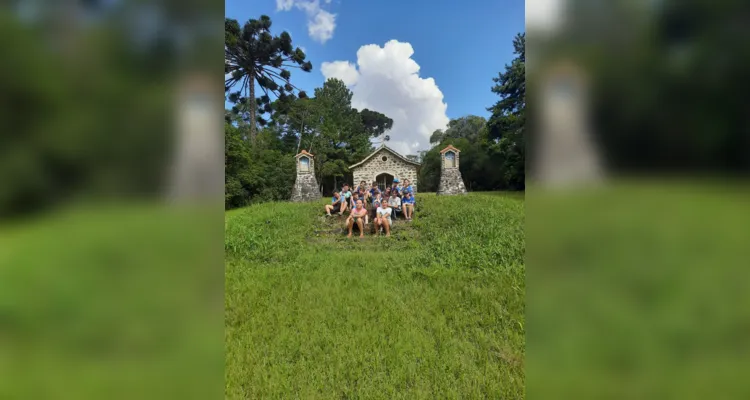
[527,182,750,399]
[225,192,526,399]
[0,204,223,399]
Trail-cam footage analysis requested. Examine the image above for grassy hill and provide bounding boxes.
[225,192,525,399]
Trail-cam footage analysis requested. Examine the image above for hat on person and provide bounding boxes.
[393,178,400,183]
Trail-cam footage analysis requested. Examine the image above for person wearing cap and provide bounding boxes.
[374,199,392,237]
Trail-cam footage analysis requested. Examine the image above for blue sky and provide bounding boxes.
[226,0,525,153]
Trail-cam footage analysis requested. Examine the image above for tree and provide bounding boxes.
[359,108,393,145]
[224,15,312,142]
[429,115,487,144]
[270,97,320,154]
[488,32,525,190]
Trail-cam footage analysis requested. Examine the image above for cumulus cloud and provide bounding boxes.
[321,40,450,156]
[320,61,358,86]
[276,0,337,43]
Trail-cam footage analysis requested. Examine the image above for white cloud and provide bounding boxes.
[320,61,358,86]
[276,0,295,11]
[321,40,450,156]
[276,0,337,44]
[307,9,336,43]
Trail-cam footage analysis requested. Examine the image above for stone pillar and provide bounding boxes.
[168,73,224,203]
[535,61,603,187]
[436,145,467,195]
[291,150,322,202]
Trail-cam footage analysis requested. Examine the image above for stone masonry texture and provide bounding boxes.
[351,148,419,193]
[291,155,321,202]
[437,150,467,195]
[437,168,467,195]
[291,172,321,202]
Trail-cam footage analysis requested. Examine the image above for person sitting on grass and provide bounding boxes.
[357,181,368,200]
[388,191,402,219]
[347,199,368,238]
[392,178,403,196]
[402,191,415,220]
[402,179,414,197]
[350,192,368,224]
[369,182,379,200]
[373,200,392,237]
[340,183,352,207]
[349,192,360,210]
[370,191,383,220]
[325,191,345,216]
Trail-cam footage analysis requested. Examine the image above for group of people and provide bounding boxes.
[324,178,416,238]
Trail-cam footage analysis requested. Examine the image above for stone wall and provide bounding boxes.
[437,165,467,196]
[291,155,321,202]
[351,148,419,192]
[291,172,321,202]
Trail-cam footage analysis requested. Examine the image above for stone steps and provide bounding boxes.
[309,214,418,249]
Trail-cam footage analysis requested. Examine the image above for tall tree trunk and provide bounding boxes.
[248,71,257,143]
[296,122,304,154]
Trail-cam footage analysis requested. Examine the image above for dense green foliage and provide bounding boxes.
[225,192,525,398]
[0,4,220,218]
[539,0,750,172]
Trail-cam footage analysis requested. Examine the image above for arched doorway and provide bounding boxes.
[375,173,394,191]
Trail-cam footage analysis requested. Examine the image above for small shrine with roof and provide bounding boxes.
[290,150,322,202]
[436,145,467,195]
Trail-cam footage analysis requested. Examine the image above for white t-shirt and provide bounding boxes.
[388,196,401,208]
[376,206,392,223]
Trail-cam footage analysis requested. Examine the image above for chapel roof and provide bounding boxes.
[349,144,421,169]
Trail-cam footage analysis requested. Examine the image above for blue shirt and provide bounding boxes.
[403,185,414,196]
[332,196,343,204]
[403,196,415,204]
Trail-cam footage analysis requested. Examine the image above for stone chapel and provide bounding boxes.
[349,145,420,192]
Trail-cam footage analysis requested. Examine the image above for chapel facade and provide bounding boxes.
[349,145,420,192]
